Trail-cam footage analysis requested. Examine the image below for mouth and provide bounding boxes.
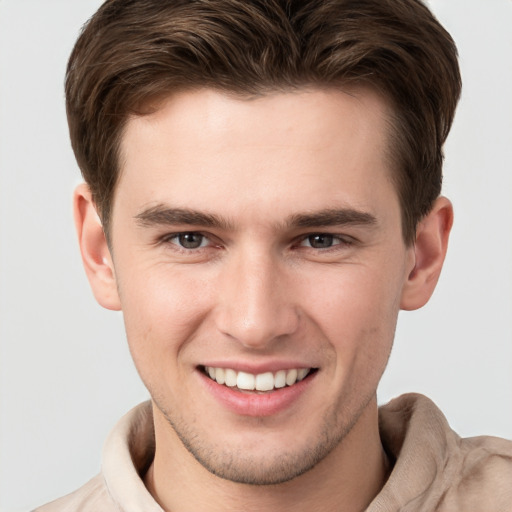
[201,366,317,393]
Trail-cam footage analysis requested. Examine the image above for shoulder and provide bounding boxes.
[33,474,116,512]
[439,434,512,511]
[33,401,159,512]
[376,394,512,512]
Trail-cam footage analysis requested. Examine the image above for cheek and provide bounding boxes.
[117,266,215,379]
[304,264,403,368]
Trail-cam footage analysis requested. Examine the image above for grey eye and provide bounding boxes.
[307,234,334,248]
[177,232,205,249]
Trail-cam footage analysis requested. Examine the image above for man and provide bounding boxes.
[36,0,512,511]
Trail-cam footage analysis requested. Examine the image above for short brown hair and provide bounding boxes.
[66,0,461,244]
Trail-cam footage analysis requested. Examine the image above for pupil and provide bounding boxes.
[179,233,202,249]
[309,234,333,248]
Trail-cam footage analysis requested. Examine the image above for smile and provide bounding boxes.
[203,366,313,392]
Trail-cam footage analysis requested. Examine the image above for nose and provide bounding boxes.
[214,250,299,349]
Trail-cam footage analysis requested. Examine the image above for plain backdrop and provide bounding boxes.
[0,1,511,511]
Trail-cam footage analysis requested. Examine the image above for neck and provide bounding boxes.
[144,397,390,512]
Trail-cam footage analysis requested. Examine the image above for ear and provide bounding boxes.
[400,196,453,311]
[74,183,121,311]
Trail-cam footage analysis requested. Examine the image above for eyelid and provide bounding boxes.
[160,230,230,254]
[156,230,356,252]
[160,230,207,246]
[295,232,356,248]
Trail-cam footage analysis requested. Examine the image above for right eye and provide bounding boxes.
[302,234,337,249]
[165,232,209,250]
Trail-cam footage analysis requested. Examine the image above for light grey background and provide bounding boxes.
[1,1,511,511]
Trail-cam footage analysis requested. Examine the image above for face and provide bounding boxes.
[108,88,415,484]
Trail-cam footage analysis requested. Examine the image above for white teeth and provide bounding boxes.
[297,368,308,381]
[274,370,286,388]
[216,367,226,385]
[225,368,237,387]
[237,371,255,390]
[255,372,274,391]
[204,366,311,391]
[285,368,298,386]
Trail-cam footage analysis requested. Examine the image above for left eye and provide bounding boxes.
[169,232,208,249]
[300,234,343,249]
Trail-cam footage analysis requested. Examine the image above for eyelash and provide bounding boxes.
[159,231,355,252]
[297,233,354,250]
[160,232,213,251]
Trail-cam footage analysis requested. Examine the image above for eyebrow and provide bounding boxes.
[135,205,377,231]
[287,208,377,229]
[135,206,235,230]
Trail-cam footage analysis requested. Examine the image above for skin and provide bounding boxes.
[75,87,453,512]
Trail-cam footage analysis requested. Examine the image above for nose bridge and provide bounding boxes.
[215,246,298,348]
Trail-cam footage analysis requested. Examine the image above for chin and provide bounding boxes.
[156,395,363,486]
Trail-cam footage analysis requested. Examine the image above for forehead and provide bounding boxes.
[122,86,391,156]
[116,87,398,226]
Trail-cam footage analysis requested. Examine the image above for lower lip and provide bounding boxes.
[198,370,316,417]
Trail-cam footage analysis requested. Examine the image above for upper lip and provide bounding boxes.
[198,361,317,374]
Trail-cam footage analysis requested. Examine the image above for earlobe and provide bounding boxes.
[74,183,121,311]
[400,196,453,311]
